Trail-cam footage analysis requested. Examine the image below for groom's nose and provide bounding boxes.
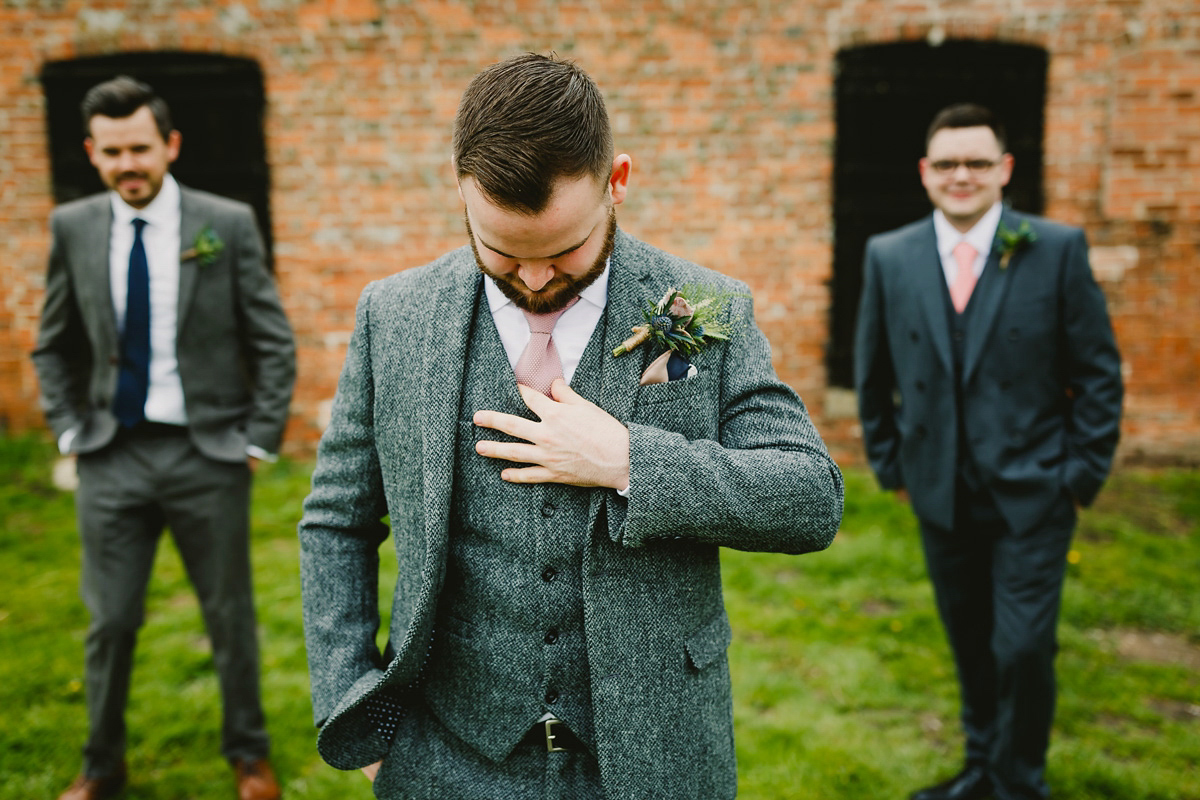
[517,261,556,291]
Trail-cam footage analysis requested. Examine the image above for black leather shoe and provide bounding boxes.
[910,764,992,800]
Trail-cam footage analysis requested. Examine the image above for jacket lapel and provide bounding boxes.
[598,231,654,424]
[177,187,204,335]
[79,197,118,344]
[420,254,480,547]
[962,209,1020,383]
[911,219,954,375]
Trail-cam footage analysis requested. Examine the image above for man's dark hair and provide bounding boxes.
[81,76,173,141]
[925,103,1007,152]
[453,53,613,215]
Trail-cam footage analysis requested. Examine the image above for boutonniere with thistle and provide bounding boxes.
[614,285,740,358]
[995,220,1037,270]
[180,226,225,266]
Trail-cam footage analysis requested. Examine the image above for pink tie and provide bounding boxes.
[950,241,978,313]
[514,298,578,395]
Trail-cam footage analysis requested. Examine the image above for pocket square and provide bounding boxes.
[639,350,698,385]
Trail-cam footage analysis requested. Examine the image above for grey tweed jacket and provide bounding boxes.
[299,229,844,799]
[32,185,295,460]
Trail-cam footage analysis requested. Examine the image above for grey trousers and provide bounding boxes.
[74,425,269,777]
[373,700,604,800]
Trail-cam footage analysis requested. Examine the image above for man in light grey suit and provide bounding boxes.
[299,53,844,799]
[33,77,293,800]
[855,104,1122,800]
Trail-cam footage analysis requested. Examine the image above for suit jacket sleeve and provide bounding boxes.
[1059,229,1123,506]
[231,207,296,454]
[621,291,844,553]
[32,210,90,442]
[298,281,391,726]
[853,236,904,490]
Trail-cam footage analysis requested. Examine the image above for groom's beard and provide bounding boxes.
[467,207,616,314]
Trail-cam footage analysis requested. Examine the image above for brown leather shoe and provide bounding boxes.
[58,762,127,800]
[233,758,281,800]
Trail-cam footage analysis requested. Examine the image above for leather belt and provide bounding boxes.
[521,719,583,752]
[126,421,187,437]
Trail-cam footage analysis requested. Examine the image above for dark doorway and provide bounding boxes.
[40,52,273,265]
[828,40,1048,387]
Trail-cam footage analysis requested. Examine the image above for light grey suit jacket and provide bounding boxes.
[299,230,844,799]
[855,208,1123,533]
[33,184,296,461]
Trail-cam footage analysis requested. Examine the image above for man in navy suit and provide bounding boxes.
[855,104,1122,800]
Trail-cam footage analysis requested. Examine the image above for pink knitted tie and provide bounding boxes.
[513,298,578,395]
[950,240,978,313]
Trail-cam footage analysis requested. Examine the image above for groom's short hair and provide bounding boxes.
[453,52,614,215]
[81,75,174,141]
[925,103,1007,153]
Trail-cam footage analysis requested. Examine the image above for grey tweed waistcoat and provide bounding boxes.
[422,290,607,763]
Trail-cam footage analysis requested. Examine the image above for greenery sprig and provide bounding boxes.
[995,220,1037,269]
[180,226,225,266]
[613,285,742,358]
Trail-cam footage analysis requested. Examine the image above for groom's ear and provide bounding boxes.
[608,154,632,206]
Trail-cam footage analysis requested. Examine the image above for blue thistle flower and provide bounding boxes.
[650,314,674,333]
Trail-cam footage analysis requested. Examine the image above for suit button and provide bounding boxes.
[1008,328,1020,341]
[953,331,965,342]
[910,331,919,342]
[541,566,557,582]
[916,425,928,439]
[541,503,556,518]
[109,355,119,365]
[544,629,559,645]
[915,380,926,392]
[544,689,560,704]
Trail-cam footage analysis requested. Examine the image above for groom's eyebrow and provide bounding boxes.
[481,236,591,261]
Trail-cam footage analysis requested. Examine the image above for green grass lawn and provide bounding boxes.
[1,434,1196,799]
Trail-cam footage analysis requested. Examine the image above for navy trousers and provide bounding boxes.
[918,486,1076,800]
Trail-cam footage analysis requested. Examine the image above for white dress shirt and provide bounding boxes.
[482,262,609,384]
[481,262,628,499]
[933,201,1003,290]
[109,173,187,426]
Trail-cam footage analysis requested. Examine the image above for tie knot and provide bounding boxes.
[953,240,976,268]
[132,217,148,235]
[521,296,579,335]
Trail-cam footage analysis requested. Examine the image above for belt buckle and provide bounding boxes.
[544,718,567,752]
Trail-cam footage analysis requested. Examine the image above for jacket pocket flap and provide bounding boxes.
[685,610,733,670]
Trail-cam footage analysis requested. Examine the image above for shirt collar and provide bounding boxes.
[483,260,611,315]
[933,201,1003,260]
[109,173,180,229]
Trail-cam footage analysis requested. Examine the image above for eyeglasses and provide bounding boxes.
[928,159,1000,175]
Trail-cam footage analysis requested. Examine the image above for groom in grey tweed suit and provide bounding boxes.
[299,53,844,799]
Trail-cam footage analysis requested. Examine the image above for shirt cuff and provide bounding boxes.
[617,483,630,498]
[245,444,278,463]
[58,428,78,455]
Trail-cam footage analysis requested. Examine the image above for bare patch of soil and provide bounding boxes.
[1114,629,1200,670]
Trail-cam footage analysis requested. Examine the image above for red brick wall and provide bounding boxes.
[2,0,1196,464]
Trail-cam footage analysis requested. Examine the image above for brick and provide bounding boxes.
[0,0,1197,462]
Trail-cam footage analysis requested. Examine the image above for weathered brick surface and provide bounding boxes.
[1,0,1196,464]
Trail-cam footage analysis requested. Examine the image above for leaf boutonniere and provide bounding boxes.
[180,226,225,266]
[995,220,1037,270]
[612,285,741,359]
